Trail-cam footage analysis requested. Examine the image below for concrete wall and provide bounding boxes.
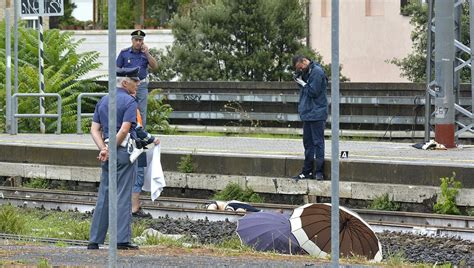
[0,0,14,22]
[309,0,413,82]
[70,29,174,80]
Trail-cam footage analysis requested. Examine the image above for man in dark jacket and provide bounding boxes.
[292,55,328,181]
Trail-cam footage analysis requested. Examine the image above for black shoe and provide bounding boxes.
[87,243,99,250]
[292,173,313,181]
[314,173,324,181]
[132,208,152,219]
[117,242,139,250]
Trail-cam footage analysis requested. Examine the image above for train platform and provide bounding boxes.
[0,134,473,206]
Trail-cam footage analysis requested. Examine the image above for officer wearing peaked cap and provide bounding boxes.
[87,67,141,250]
[131,29,146,39]
[117,30,158,217]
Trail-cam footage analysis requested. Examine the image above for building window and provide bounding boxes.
[321,0,330,17]
[366,0,384,16]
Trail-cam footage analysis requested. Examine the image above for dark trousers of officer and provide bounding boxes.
[89,147,136,244]
[302,120,325,175]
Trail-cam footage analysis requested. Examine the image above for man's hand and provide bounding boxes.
[141,44,149,54]
[97,146,109,162]
[295,78,307,87]
[153,138,160,145]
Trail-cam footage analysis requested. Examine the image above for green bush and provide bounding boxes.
[213,183,264,203]
[0,25,104,134]
[147,89,174,134]
[433,173,462,215]
[66,221,90,240]
[0,204,26,234]
[178,153,195,173]
[24,178,50,189]
[368,193,400,211]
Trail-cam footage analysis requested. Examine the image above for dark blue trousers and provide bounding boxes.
[89,147,136,244]
[302,120,325,175]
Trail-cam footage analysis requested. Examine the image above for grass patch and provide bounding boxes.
[215,236,253,251]
[385,250,407,266]
[20,208,91,240]
[177,152,196,173]
[0,204,27,234]
[213,183,264,203]
[132,221,148,239]
[434,173,462,215]
[368,193,400,211]
[37,258,50,268]
[23,178,50,189]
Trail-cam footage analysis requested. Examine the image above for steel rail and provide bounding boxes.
[0,233,89,246]
[1,187,473,240]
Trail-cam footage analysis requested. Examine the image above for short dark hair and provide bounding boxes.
[292,55,306,67]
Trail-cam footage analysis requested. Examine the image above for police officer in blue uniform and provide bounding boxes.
[291,55,328,181]
[87,67,141,250]
[116,30,158,216]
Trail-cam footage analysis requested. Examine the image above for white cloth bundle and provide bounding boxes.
[142,144,166,201]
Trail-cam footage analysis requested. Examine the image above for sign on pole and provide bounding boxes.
[20,0,64,17]
[18,0,63,133]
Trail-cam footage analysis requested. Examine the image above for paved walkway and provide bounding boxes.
[0,134,473,167]
[0,244,335,267]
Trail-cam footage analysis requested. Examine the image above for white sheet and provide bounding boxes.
[142,144,166,201]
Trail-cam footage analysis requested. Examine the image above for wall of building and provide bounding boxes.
[309,0,414,82]
[71,29,174,80]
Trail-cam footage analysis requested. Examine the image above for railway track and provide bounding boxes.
[1,186,473,240]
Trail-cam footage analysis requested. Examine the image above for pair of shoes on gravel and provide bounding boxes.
[87,242,139,250]
[132,208,152,219]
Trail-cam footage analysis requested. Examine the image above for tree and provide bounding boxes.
[151,0,340,81]
[389,1,470,82]
[0,24,104,133]
[49,0,78,29]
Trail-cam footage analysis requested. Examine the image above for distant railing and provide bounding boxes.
[76,93,107,134]
[75,81,472,136]
[11,93,62,134]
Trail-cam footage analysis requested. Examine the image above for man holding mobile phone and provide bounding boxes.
[116,30,158,217]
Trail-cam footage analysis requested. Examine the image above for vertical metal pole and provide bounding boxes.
[330,0,340,266]
[425,0,434,142]
[13,0,19,135]
[5,9,12,134]
[108,0,118,266]
[434,0,455,148]
[470,1,474,126]
[38,16,45,133]
[14,0,18,96]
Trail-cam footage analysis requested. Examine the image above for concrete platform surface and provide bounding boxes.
[0,134,473,189]
[0,133,473,167]
[0,134,473,205]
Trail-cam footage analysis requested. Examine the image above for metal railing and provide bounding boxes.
[76,93,106,134]
[74,91,471,134]
[11,93,62,134]
[157,93,472,106]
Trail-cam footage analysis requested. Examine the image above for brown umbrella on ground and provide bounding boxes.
[289,203,382,261]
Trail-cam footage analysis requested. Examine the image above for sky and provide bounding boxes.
[71,0,93,21]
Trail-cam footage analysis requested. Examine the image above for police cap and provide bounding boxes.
[116,67,140,81]
[131,29,146,39]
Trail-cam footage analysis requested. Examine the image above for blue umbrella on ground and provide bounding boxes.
[236,211,306,255]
